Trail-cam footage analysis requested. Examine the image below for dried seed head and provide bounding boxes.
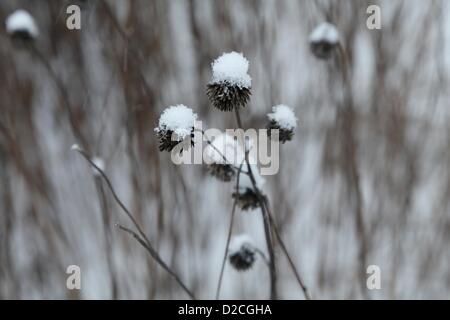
[207,52,252,111]
[309,22,340,60]
[155,105,197,153]
[232,163,265,211]
[156,128,194,153]
[204,133,246,182]
[232,188,261,211]
[207,163,235,182]
[207,83,251,112]
[267,121,294,144]
[228,235,256,271]
[266,104,297,143]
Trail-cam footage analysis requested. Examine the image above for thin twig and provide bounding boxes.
[73,147,151,245]
[116,224,196,299]
[254,247,270,267]
[263,197,311,300]
[73,146,196,299]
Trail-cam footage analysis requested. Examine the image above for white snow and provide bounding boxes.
[155,105,198,140]
[211,52,252,88]
[205,133,245,165]
[229,234,254,255]
[267,104,298,130]
[6,10,39,38]
[71,144,81,151]
[91,157,105,176]
[309,22,339,44]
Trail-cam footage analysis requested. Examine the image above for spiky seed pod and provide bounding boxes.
[207,83,251,112]
[204,133,245,182]
[310,41,337,60]
[228,235,257,271]
[229,246,256,271]
[207,163,235,182]
[309,22,340,60]
[232,188,261,211]
[156,128,194,153]
[267,120,294,144]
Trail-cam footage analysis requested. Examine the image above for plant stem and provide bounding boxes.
[116,224,196,299]
[74,147,196,299]
[263,198,311,300]
[233,107,278,300]
[215,161,244,299]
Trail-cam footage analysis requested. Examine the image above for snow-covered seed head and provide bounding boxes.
[6,10,39,41]
[155,105,197,152]
[232,163,265,211]
[266,104,298,144]
[207,52,252,111]
[204,133,245,182]
[228,234,256,271]
[309,22,340,59]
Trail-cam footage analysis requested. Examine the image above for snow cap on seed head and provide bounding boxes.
[155,104,197,140]
[267,105,298,130]
[211,51,251,89]
[309,22,340,45]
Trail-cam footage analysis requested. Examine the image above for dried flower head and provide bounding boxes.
[6,10,39,41]
[155,105,197,152]
[207,52,252,111]
[228,234,256,271]
[204,133,245,182]
[232,163,265,211]
[309,22,340,59]
[266,104,298,143]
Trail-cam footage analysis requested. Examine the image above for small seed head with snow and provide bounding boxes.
[6,10,39,41]
[232,163,265,211]
[309,22,340,59]
[204,133,245,182]
[155,105,197,152]
[207,52,252,111]
[267,105,298,143]
[228,234,256,271]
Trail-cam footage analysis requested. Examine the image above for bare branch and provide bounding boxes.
[73,146,196,299]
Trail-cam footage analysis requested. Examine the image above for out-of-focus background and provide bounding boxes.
[1,0,449,299]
